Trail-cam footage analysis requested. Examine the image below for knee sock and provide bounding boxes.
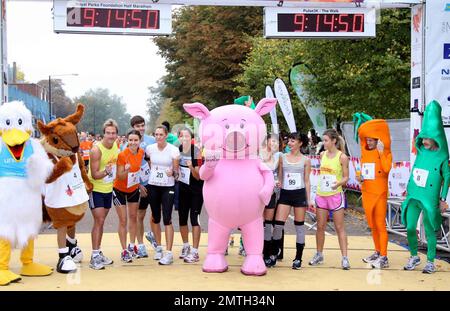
[272,220,285,257]
[263,221,273,258]
[295,221,305,260]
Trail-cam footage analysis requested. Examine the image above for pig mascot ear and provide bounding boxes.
[255,98,277,116]
[183,103,211,120]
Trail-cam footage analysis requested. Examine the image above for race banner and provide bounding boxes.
[289,63,327,136]
[265,85,279,134]
[274,78,297,133]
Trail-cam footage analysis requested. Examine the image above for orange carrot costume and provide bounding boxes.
[355,115,392,257]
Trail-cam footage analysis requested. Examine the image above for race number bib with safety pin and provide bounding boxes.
[413,168,429,188]
[82,150,90,158]
[139,162,150,183]
[103,165,117,183]
[283,172,302,190]
[362,163,375,180]
[127,171,140,188]
[149,167,169,186]
[179,166,191,185]
[320,174,337,192]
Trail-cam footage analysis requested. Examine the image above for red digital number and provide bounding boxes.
[146,10,159,29]
[316,14,321,32]
[338,14,349,32]
[83,8,95,27]
[293,14,305,32]
[131,9,142,28]
[322,14,335,32]
[107,9,112,27]
[115,9,127,28]
[353,14,364,32]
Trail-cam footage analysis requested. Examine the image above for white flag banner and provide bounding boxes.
[265,85,279,134]
[425,0,450,124]
[274,78,297,133]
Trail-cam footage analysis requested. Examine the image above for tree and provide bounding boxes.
[235,9,411,128]
[155,99,184,133]
[74,88,131,135]
[154,6,263,112]
[37,79,74,119]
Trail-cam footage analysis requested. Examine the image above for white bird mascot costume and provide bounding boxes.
[0,101,53,286]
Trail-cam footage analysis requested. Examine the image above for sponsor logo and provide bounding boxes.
[446,3,450,11]
[443,22,450,33]
[442,68,450,80]
[445,44,450,59]
[412,77,420,89]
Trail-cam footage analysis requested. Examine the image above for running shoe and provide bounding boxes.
[184,252,199,263]
[422,261,436,274]
[292,259,302,270]
[371,256,389,269]
[362,251,380,264]
[121,250,133,263]
[404,256,421,271]
[154,246,163,260]
[98,251,113,265]
[342,256,351,270]
[308,252,324,266]
[137,244,148,258]
[158,252,174,265]
[145,231,158,250]
[89,254,105,270]
[180,245,190,259]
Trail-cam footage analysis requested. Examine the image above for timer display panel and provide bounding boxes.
[265,7,375,38]
[278,13,365,33]
[54,1,172,36]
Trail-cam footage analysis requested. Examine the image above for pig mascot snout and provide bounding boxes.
[183,98,276,276]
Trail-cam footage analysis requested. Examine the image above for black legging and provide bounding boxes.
[178,183,203,227]
[149,185,175,225]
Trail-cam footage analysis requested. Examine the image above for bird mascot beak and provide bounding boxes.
[2,129,31,160]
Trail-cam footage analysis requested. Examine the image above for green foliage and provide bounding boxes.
[74,88,131,135]
[235,9,411,131]
[154,6,263,111]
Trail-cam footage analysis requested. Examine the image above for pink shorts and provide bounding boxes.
[315,193,345,211]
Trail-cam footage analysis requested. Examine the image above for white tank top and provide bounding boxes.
[43,154,89,208]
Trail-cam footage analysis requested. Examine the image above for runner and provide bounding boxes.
[88,119,120,270]
[270,133,312,269]
[401,101,450,274]
[113,129,145,263]
[260,134,282,267]
[79,132,93,172]
[177,127,204,263]
[309,129,350,270]
[146,125,180,265]
[354,113,392,269]
[125,115,158,258]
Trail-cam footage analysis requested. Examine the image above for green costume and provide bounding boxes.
[234,95,256,110]
[401,100,450,262]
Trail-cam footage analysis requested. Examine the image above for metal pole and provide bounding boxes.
[48,75,51,120]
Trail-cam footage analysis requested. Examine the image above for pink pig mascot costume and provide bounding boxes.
[183,98,276,276]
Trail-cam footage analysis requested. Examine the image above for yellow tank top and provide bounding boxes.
[88,142,119,193]
[317,150,343,196]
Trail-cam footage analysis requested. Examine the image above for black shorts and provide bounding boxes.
[277,188,307,207]
[89,191,113,209]
[149,185,175,226]
[178,183,203,227]
[138,184,151,210]
[265,192,278,209]
[112,188,140,206]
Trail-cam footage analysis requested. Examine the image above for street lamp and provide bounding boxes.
[48,73,79,119]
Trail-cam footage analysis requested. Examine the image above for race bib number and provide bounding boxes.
[149,167,169,186]
[179,166,191,185]
[68,170,84,193]
[139,162,150,183]
[127,171,140,188]
[103,165,117,183]
[320,174,337,192]
[362,163,375,180]
[82,149,90,158]
[283,172,302,190]
[413,168,429,188]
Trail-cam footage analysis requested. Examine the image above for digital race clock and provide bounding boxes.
[264,7,376,38]
[53,0,172,36]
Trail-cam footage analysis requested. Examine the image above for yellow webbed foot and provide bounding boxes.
[0,270,21,286]
[20,262,53,277]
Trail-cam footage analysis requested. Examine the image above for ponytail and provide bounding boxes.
[323,129,346,154]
